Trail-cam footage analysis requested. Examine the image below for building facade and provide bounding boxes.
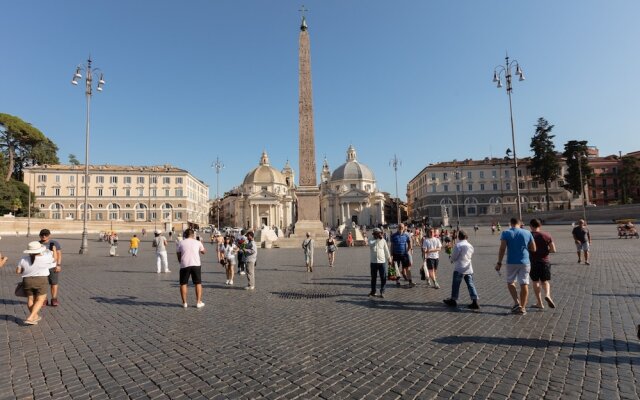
[23,164,210,227]
[320,145,386,228]
[407,157,572,223]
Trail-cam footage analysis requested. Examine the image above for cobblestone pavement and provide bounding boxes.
[1,224,639,399]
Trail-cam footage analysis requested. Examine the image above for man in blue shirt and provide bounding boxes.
[495,218,536,315]
[390,223,414,287]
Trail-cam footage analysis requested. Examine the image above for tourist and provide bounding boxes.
[529,219,556,309]
[242,231,257,290]
[572,219,591,265]
[152,230,170,273]
[109,232,118,256]
[346,232,354,247]
[495,218,536,315]
[422,228,442,288]
[39,229,62,306]
[176,228,206,308]
[443,230,479,309]
[369,228,392,298]
[390,223,414,287]
[0,235,8,268]
[129,234,140,257]
[302,232,314,272]
[16,241,55,325]
[222,236,238,285]
[237,231,248,275]
[326,233,337,268]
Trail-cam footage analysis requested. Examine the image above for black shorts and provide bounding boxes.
[530,260,551,282]
[393,254,411,268]
[48,267,59,285]
[426,258,439,270]
[179,266,202,285]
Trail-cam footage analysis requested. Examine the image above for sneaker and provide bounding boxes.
[225,280,229,285]
[379,292,385,299]
[544,296,556,309]
[396,280,401,286]
[468,301,480,310]
[240,271,246,275]
[157,271,162,274]
[426,278,433,287]
[511,304,521,313]
[196,302,205,308]
[244,286,255,290]
[165,270,171,273]
[434,281,440,289]
[183,303,188,309]
[51,298,59,307]
[518,307,527,315]
[229,280,233,285]
[408,282,416,288]
[443,298,457,307]
[368,292,376,297]
[585,261,591,265]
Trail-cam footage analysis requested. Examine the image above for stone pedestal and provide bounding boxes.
[294,188,325,237]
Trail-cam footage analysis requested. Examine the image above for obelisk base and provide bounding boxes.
[294,186,325,238]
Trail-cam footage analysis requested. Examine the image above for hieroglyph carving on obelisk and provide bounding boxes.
[298,15,317,187]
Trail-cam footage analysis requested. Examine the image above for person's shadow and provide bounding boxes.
[90,295,182,308]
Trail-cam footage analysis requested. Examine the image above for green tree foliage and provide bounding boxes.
[562,140,592,196]
[0,179,31,216]
[69,153,81,166]
[619,155,640,204]
[530,118,560,211]
[0,113,59,182]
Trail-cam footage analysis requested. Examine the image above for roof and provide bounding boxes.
[243,151,287,186]
[330,145,376,182]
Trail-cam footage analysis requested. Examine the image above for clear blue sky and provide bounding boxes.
[2,1,639,200]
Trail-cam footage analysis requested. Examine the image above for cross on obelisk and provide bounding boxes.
[294,10,324,236]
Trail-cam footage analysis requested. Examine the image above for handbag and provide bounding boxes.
[15,282,27,297]
[387,263,398,280]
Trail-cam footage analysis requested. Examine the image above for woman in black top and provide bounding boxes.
[326,234,337,267]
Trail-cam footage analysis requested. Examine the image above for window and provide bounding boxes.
[111,188,117,196]
[350,184,356,189]
[467,171,472,179]
[97,188,103,196]
[431,173,436,181]
[176,177,183,184]
[138,188,144,196]
[491,170,497,178]
[261,186,268,191]
[69,188,75,196]
[519,182,525,189]
[96,176,104,184]
[95,213,103,220]
[468,184,473,191]
[175,189,183,197]
[175,212,182,220]
[151,189,157,197]
[431,184,437,193]
[163,177,171,184]
[123,212,132,221]
[110,176,118,184]
[602,178,607,186]
[150,211,157,220]
[137,176,145,184]
[136,211,145,220]
[505,170,510,178]
[82,175,90,184]
[517,169,523,177]
[506,183,511,190]
[124,177,132,184]
[109,211,118,220]
[55,175,61,183]
[150,176,158,184]
[69,175,75,183]
[125,189,131,197]
[443,172,448,180]
[443,184,449,192]
[479,171,485,179]
[492,183,498,190]
[480,183,485,191]
[39,188,46,196]
[164,189,170,197]
[54,188,60,196]
[456,184,461,192]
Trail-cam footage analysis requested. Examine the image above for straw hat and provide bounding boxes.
[24,241,45,254]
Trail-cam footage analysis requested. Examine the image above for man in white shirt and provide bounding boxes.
[443,230,479,309]
[176,229,206,308]
[422,228,442,288]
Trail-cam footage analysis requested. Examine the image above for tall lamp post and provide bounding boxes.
[390,155,402,224]
[212,157,225,230]
[454,169,461,228]
[493,53,525,221]
[72,57,105,254]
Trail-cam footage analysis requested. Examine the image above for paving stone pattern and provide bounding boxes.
[1,224,639,399]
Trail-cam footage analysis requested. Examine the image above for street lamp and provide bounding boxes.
[72,57,105,254]
[454,169,461,228]
[493,53,525,221]
[390,155,402,224]
[573,152,588,221]
[212,157,225,230]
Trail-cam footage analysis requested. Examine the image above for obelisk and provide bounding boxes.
[294,14,324,236]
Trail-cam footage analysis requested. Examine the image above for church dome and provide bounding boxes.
[330,145,376,182]
[243,151,287,186]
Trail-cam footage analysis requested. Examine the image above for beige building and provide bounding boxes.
[218,152,296,230]
[407,157,572,223]
[23,164,210,228]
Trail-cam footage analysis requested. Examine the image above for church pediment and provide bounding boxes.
[339,188,369,198]
[247,191,281,201]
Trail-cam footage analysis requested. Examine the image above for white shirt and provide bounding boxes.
[422,237,442,259]
[177,238,205,268]
[18,251,55,277]
[369,238,391,263]
[223,244,238,263]
[450,239,474,275]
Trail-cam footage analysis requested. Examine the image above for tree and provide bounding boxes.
[0,113,59,181]
[530,117,560,211]
[69,153,81,166]
[0,179,30,216]
[562,140,592,197]
[619,155,640,204]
